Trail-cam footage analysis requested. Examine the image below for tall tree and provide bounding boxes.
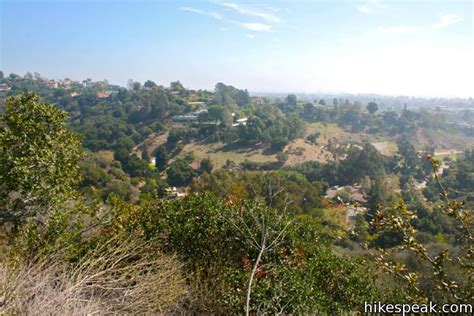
[208,105,233,127]
[340,142,386,184]
[167,159,197,187]
[286,94,297,107]
[0,93,83,226]
[154,146,169,171]
[367,101,379,114]
[144,80,158,90]
[199,157,214,174]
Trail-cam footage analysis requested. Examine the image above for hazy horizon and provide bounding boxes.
[1,0,472,98]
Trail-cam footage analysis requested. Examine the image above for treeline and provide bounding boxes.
[279,93,473,136]
[0,73,202,151]
[0,73,306,157]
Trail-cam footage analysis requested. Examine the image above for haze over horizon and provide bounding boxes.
[1,0,472,98]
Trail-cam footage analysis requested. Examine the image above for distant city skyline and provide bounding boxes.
[1,0,472,98]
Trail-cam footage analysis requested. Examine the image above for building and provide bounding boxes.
[172,109,207,122]
[96,90,114,98]
[165,187,187,200]
[345,205,366,222]
[192,109,207,115]
[47,80,58,89]
[188,101,206,107]
[325,184,368,204]
[62,79,72,89]
[232,117,248,127]
[172,114,198,122]
[0,84,11,91]
[325,184,369,222]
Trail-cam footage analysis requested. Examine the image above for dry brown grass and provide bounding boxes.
[283,138,334,165]
[132,132,169,159]
[181,141,277,168]
[0,238,190,315]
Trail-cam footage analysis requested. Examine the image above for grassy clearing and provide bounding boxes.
[306,123,395,145]
[371,141,398,156]
[435,154,459,161]
[412,129,474,152]
[132,132,169,158]
[294,122,398,163]
[181,141,277,168]
[433,150,462,161]
[134,123,471,170]
[95,150,115,163]
[284,139,333,165]
[306,122,343,136]
[179,123,403,168]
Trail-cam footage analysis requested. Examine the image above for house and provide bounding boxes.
[190,161,200,170]
[172,114,198,122]
[325,184,369,223]
[96,90,114,98]
[232,117,248,127]
[345,205,366,222]
[192,109,208,115]
[325,187,338,199]
[325,184,369,204]
[351,193,367,203]
[0,84,11,91]
[252,97,266,105]
[47,80,58,89]
[62,79,72,89]
[165,187,187,200]
[188,102,206,111]
[172,109,207,122]
[188,101,206,107]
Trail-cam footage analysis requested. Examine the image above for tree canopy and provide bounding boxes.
[0,93,83,225]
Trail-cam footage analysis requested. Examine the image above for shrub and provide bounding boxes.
[0,237,189,314]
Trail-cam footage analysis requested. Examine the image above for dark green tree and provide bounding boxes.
[340,142,386,184]
[208,105,232,127]
[154,146,169,171]
[367,101,378,114]
[200,157,214,174]
[286,94,297,107]
[144,80,158,89]
[167,158,197,187]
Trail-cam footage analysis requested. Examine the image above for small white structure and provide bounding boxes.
[0,84,11,91]
[192,109,208,115]
[172,114,198,122]
[232,117,248,127]
[172,109,207,122]
[165,187,187,200]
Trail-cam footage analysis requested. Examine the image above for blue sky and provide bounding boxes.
[1,0,472,97]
